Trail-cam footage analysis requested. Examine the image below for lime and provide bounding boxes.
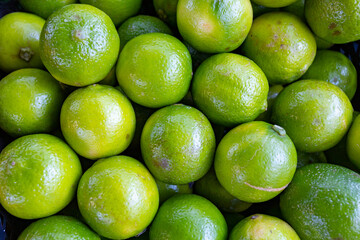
[347,114,360,169]
[194,168,252,212]
[155,178,193,204]
[77,155,159,239]
[242,12,316,85]
[0,12,45,73]
[40,4,120,87]
[229,214,300,240]
[305,0,360,44]
[214,121,297,203]
[19,0,76,19]
[280,163,360,239]
[79,0,142,26]
[192,53,269,127]
[271,80,353,152]
[118,15,172,51]
[0,134,82,219]
[252,0,297,8]
[301,50,357,99]
[18,215,100,239]
[153,0,178,27]
[116,33,192,108]
[149,194,227,240]
[60,84,136,160]
[177,0,252,53]
[141,104,215,184]
[0,68,65,137]
[296,151,327,168]
[255,85,284,122]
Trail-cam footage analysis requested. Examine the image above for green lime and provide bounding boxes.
[305,0,360,44]
[214,121,297,203]
[194,168,252,212]
[192,53,269,127]
[0,12,45,72]
[118,15,172,51]
[296,151,327,168]
[19,0,76,19]
[242,12,316,85]
[77,155,159,239]
[251,2,278,18]
[0,134,82,219]
[155,178,193,204]
[301,50,357,99]
[229,214,300,240]
[252,0,298,8]
[347,114,360,169]
[18,215,100,239]
[282,0,305,21]
[0,68,65,137]
[149,194,227,240]
[255,85,284,122]
[153,0,178,27]
[141,104,215,184]
[271,80,353,152]
[60,84,136,160]
[116,33,192,108]
[79,0,142,26]
[177,0,252,53]
[40,4,120,87]
[280,163,360,239]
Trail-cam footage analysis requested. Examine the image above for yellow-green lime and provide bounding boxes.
[60,84,136,160]
[301,50,357,100]
[214,121,297,203]
[149,194,227,240]
[116,33,192,108]
[305,0,360,44]
[0,134,82,219]
[18,215,100,240]
[118,15,172,51]
[77,155,159,239]
[153,0,178,27]
[141,104,215,184]
[0,12,45,72]
[155,178,193,204]
[0,68,65,137]
[177,0,253,53]
[19,0,76,19]
[40,4,120,87]
[252,0,298,8]
[280,163,360,239]
[192,53,269,127]
[194,168,252,212]
[79,0,142,26]
[229,214,300,240]
[242,12,316,85]
[271,80,353,152]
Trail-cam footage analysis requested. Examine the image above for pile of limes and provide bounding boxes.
[1,0,360,239]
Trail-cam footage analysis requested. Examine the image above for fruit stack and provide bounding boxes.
[0,0,360,239]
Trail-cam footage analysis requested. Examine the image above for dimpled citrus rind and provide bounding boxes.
[305,0,360,44]
[149,194,228,240]
[192,53,269,127]
[77,155,159,239]
[60,84,136,160]
[271,80,353,153]
[40,4,120,87]
[0,134,82,219]
[0,68,65,137]
[116,33,192,108]
[214,121,297,203]
[141,104,216,184]
[177,0,253,53]
[242,12,316,85]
